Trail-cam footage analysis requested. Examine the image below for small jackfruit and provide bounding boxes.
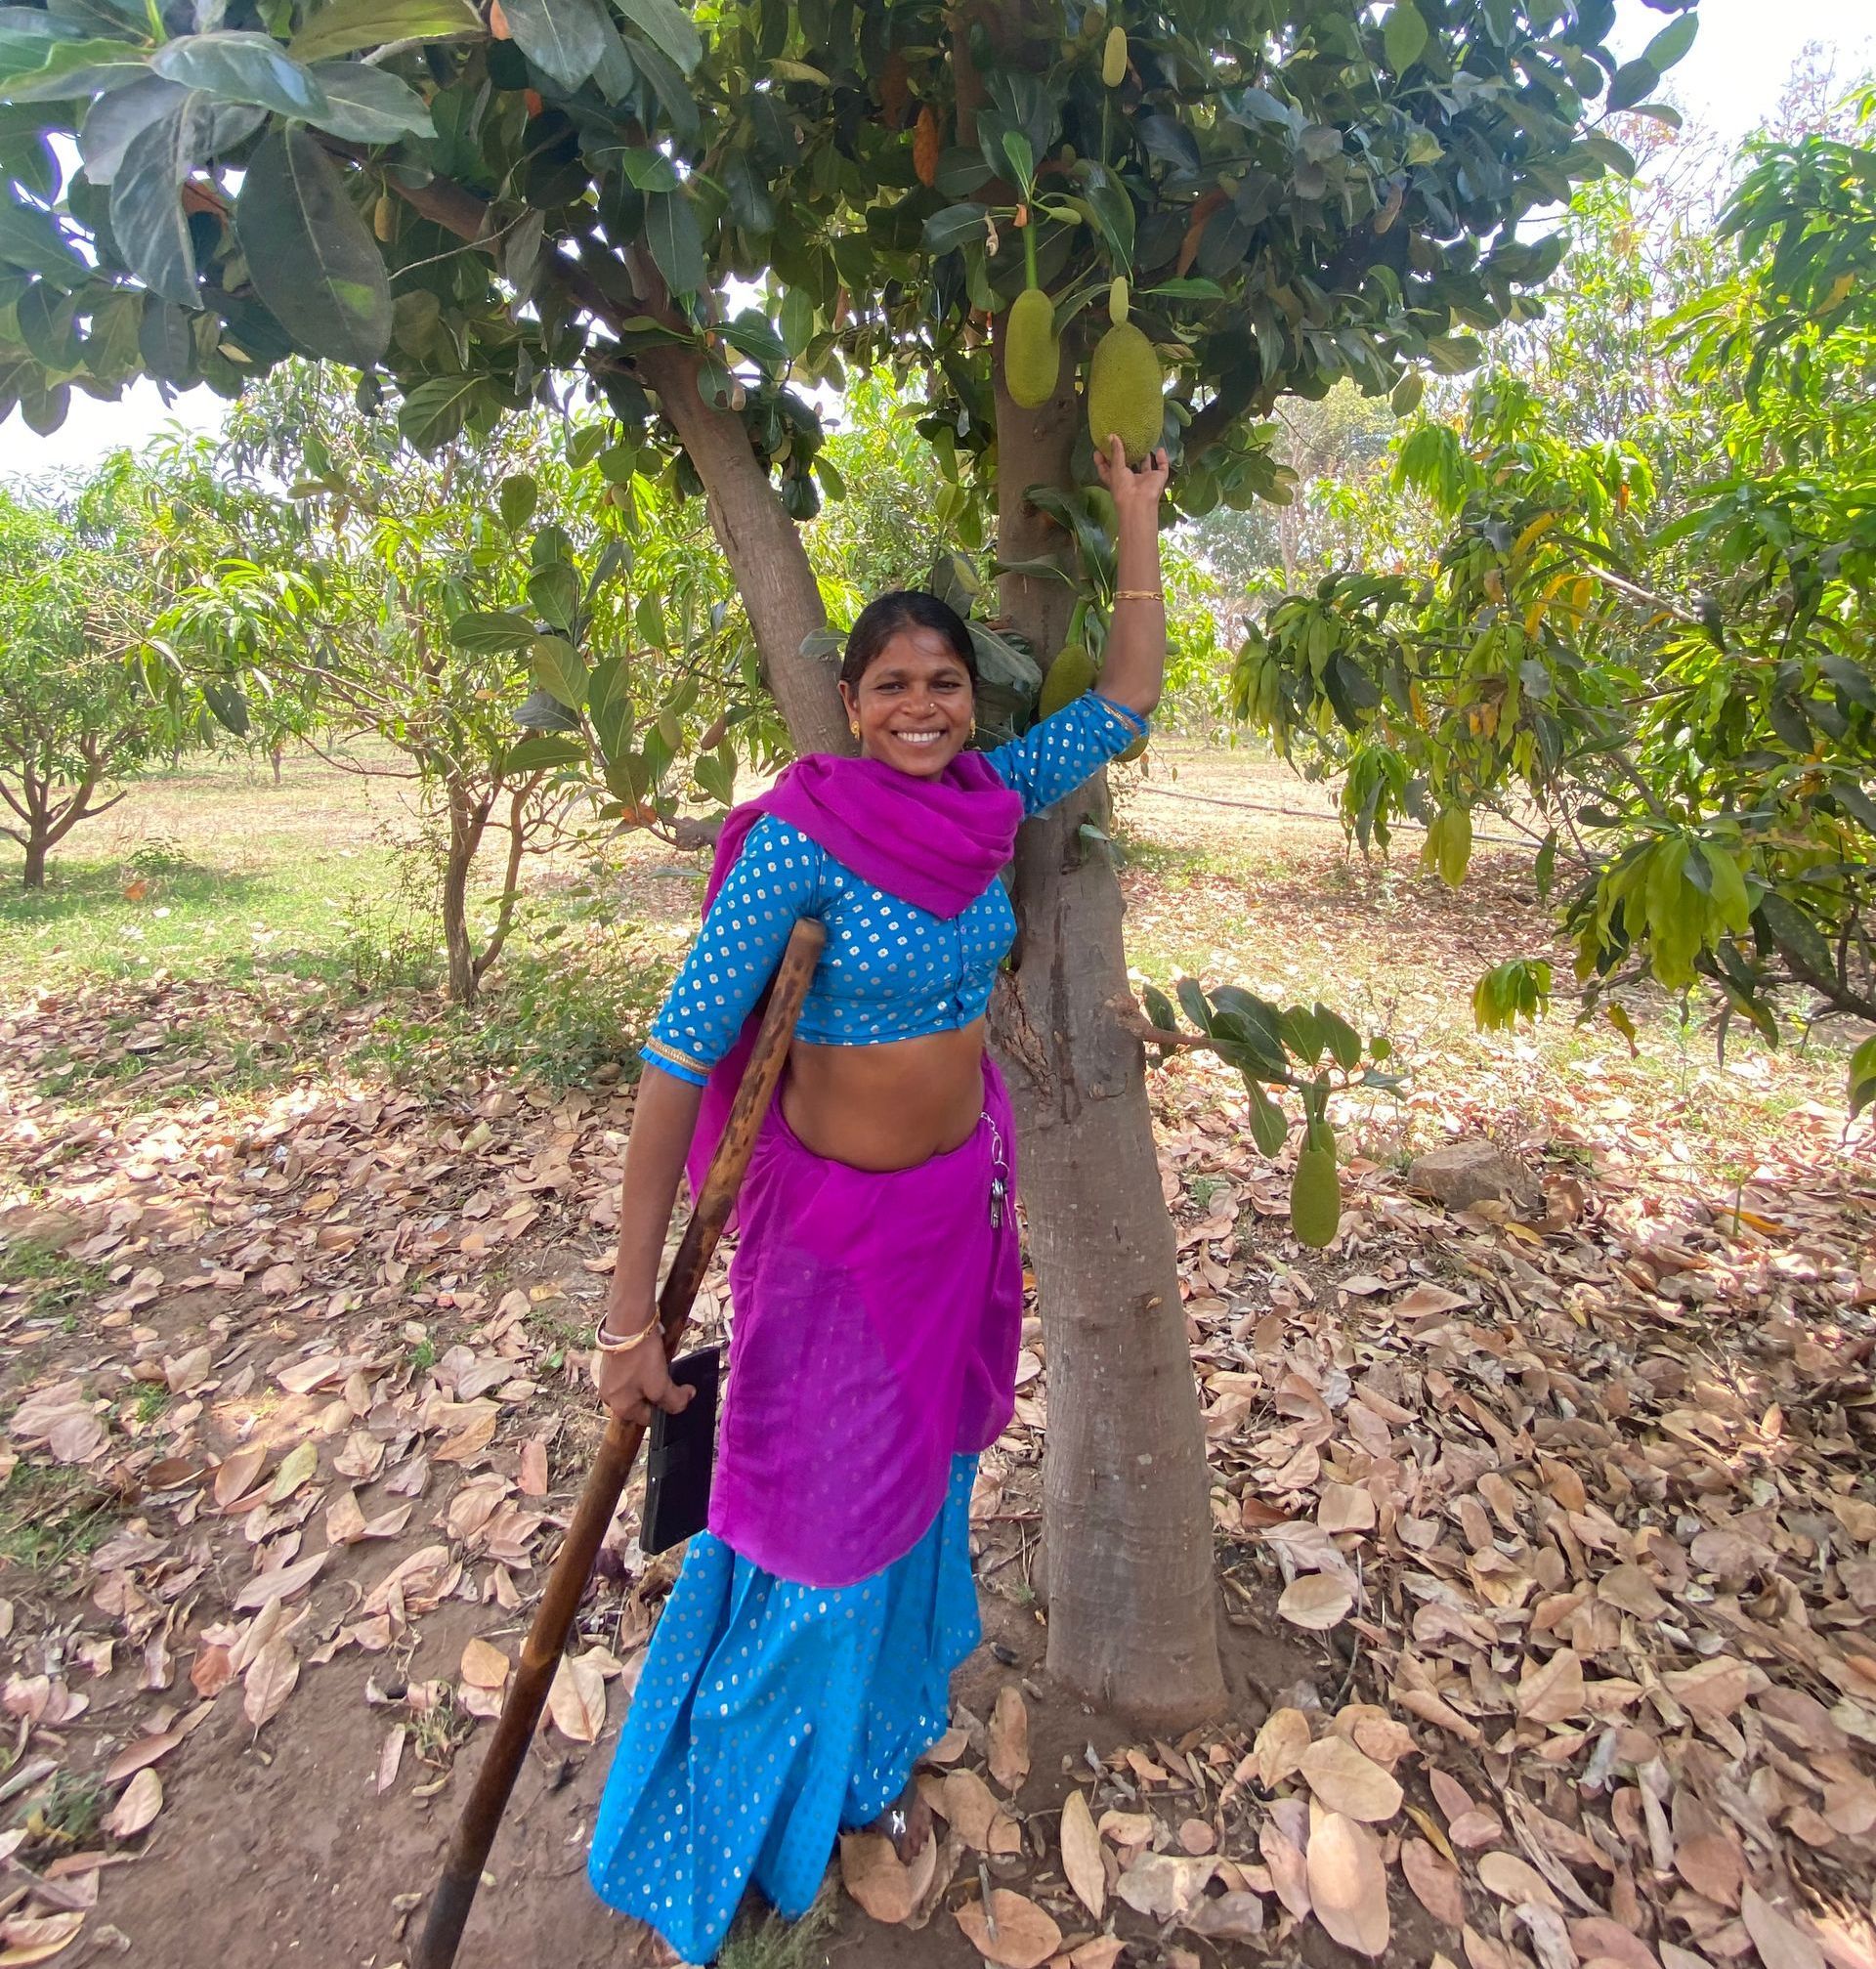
[1039,643,1098,721]
[1108,274,1130,325]
[1102,24,1129,86]
[1117,727,1148,763]
[1005,287,1060,408]
[1289,1125,1341,1248]
[1087,321,1164,466]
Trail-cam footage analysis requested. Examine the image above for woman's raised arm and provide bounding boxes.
[1091,434,1172,719]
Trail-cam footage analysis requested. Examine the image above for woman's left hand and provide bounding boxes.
[1095,434,1171,528]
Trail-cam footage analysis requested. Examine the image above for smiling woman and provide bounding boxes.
[584,440,1172,1963]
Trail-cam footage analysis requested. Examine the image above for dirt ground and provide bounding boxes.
[1,748,1872,1969]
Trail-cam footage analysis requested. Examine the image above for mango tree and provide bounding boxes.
[1236,107,1876,1121]
[0,457,210,887]
[0,0,1693,1722]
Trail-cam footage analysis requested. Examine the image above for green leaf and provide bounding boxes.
[1757,891,1834,984]
[515,686,582,733]
[0,187,84,283]
[618,146,680,193]
[1606,57,1658,112]
[532,633,589,709]
[303,61,435,143]
[922,201,989,253]
[644,186,704,296]
[77,77,187,189]
[1579,133,1637,178]
[1697,842,1750,935]
[1314,1003,1362,1071]
[202,680,249,736]
[1382,1,1429,72]
[1244,1078,1289,1157]
[1642,13,1697,72]
[0,38,151,105]
[1140,982,1176,1033]
[502,732,584,773]
[1423,333,1483,375]
[1174,977,1214,1034]
[150,32,328,121]
[1143,278,1227,304]
[498,0,608,90]
[398,374,483,449]
[1849,1035,1876,1120]
[612,0,703,76]
[289,0,483,64]
[1390,369,1424,415]
[529,561,580,632]
[497,473,538,533]
[236,126,390,367]
[448,609,536,653]
[110,100,207,308]
[586,652,632,760]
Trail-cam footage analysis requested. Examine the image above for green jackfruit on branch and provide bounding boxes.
[1005,286,1060,408]
[1087,321,1165,466]
[1289,1120,1341,1248]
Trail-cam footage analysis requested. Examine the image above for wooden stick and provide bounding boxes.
[414,919,826,1969]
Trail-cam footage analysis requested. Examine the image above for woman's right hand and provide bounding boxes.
[590,1296,696,1427]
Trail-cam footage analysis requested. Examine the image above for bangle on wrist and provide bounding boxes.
[1114,588,1165,604]
[594,1312,660,1354]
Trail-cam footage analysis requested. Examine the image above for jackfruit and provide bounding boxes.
[1004,286,1060,408]
[1039,642,1098,720]
[1117,726,1148,763]
[1289,1124,1341,1248]
[1108,274,1129,325]
[1087,321,1164,466]
[1102,24,1128,86]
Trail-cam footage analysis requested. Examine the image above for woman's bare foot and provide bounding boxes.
[870,1778,932,1863]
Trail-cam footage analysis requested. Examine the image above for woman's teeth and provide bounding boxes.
[894,732,943,745]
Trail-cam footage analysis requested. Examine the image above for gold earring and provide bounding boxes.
[849,720,860,737]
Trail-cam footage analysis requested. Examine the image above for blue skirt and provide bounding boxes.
[587,1454,981,1962]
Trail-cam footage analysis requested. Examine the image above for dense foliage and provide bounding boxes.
[1235,103,1876,1116]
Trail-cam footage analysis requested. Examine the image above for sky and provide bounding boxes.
[6,0,1872,483]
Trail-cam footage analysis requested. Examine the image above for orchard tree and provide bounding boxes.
[1237,106,1876,1120]
[0,458,208,888]
[0,0,1694,1722]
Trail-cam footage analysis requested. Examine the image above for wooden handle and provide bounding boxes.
[414,919,825,1969]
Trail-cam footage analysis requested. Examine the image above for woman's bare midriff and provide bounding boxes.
[781,1022,987,1171]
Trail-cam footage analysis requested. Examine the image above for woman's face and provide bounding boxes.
[840,626,975,780]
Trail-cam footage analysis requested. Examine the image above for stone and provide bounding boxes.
[1406,1138,1542,1219]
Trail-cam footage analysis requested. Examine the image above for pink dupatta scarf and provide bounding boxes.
[686,750,1027,1586]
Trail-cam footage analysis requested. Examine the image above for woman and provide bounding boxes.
[586,437,1170,1960]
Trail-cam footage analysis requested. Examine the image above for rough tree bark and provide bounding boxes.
[441,779,490,1006]
[989,328,1225,1726]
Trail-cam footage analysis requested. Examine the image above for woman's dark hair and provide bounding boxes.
[840,590,978,691]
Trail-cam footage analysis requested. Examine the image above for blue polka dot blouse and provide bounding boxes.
[642,692,1147,1086]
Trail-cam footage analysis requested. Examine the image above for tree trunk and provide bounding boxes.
[991,339,1225,1728]
[442,783,487,1006]
[634,343,848,758]
[21,825,48,890]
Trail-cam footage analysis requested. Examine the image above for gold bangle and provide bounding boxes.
[1114,588,1165,604]
[594,1313,660,1354]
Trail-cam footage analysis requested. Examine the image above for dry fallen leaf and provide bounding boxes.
[988,1684,1030,1794]
[266,1438,319,1503]
[1116,1850,1215,1922]
[0,1910,87,1964]
[103,1768,161,1839]
[1059,1788,1105,1921]
[838,1830,915,1924]
[1255,1705,1312,1787]
[460,1638,509,1691]
[546,1653,605,1744]
[1307,1812,1390,1957]
[518,1437,550,1497]
[1517,1648,1587,1726]
[954,1889,1061,1969]
[1299,1735,1402,1822]
[1477,1852,1560,1912]
[1261,1819,1311,1920]
[1740,1887,1825,1969]
[242,1635,299,1731]
[214,1441,267,1508]
[1402,1836,1466,1926]
[377,1723,405,1797]
[1278,1571,1354,1630]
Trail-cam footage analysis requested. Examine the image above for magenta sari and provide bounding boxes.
[688,752,1026,1586]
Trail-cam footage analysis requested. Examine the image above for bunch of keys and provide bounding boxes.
[989,1175,1006,1228]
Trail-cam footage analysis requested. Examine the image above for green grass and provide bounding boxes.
[16,1769,106,1849]
[0,1464,118,1574]
[718,1885,838,1969]
[0,1238,109,1326]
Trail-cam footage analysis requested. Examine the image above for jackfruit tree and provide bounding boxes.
[0,0,1694,1722]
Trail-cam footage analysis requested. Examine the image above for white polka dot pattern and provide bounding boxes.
[585,1454,982,1958]
[643,694,1147,1085]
